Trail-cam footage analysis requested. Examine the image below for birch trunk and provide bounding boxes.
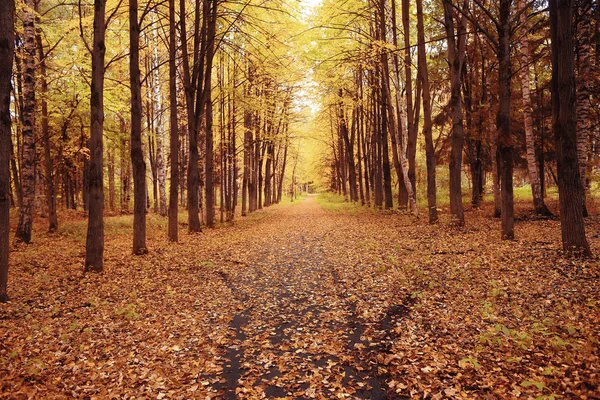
[576,4,592,216]
[518,0,551,216]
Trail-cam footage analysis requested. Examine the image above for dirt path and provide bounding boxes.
[208,196,394,399]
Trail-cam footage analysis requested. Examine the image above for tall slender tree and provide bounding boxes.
[130,0,147,254]
[416,0,437,223]
[84,0,107,272]
[15,0,37,243]
[442,0,468,225]
[518,0,551,216]
[0,0,15,302]
[168,0,179,242]
[549,0,591,255]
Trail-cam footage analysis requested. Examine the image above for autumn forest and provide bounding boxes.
[0,0,599,398]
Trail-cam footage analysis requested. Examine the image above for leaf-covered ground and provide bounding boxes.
[1,195,599,399]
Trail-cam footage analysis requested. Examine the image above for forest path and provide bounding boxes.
[207,195,395,399]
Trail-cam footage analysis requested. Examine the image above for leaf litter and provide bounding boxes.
[0,197,599,399]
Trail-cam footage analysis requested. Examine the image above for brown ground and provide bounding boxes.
[1,195,599,399]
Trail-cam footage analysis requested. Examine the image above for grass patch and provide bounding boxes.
[315,192,372,214]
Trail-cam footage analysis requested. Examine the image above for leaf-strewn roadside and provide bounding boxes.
[1,195,598,399]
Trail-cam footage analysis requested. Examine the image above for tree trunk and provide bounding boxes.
[417,0,437,223]
[204,0,218,227]
[443,0,467,225]
[576,4,592,216]
[168,0,179,241]
[10,135,22,208]
[130,0,147,255]
[497,0,514,240]
[549,0,590,255]
[518,0,551,216]
[15,0,37,244]
[150,11,167,218]
[401,0,418,202]
[35,21,58,232]
[0,0,15,302]
[85,0,107,272]
[107,148,115,211]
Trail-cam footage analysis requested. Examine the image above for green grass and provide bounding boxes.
[315,192,373,214]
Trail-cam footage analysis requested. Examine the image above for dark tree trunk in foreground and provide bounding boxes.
[168,0,179,242]
[204,0,218,228]
[15,0,37,244]
[130,0,147,254]
[443,0,468,225]
[85,0,107,272]
[497,0,514,239]
[0,0,15,302]
[416,0,437,223]
[549,0,591,255]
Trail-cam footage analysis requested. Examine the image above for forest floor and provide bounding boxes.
[1,195,599,399]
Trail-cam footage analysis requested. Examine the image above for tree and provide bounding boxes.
[442,0,468,226]
[549,0,591,255]
[84,0,107,272]
[515,2,547,215]
[496,0,514,240]
[416,0,437,223]
[168,0,179,242]
[517,0,551,216]
[130,0,147,254]
[15,0,37,244]
[0,0,15,302]
[35,9,59,232]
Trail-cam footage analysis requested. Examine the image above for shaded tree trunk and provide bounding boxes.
[204,0,218,227]
[549,0,590,255]
[576,4,592,216]
[168,0,179,241]
[130,0,147,254]
[497,0,514,240]
[35,21,58,231]
[518,0,551,216]
[0,0,15,302]
[443,0,468,225]
[15,0,37,244]
[417,0,437,223]
[107,148,115,211]
[85,0,107,272]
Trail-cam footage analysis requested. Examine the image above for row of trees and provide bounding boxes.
[0,0,306,301]
[312,0,596,254]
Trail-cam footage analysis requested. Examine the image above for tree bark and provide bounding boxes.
[15,0,37,244]
[518,0,551,216]
[549,0,591,255]
[204,0,218,227]
[401,0,418,202]
[575,4,592,216]
[416,0,437,223]
[85,0,107,272]
[35,20,58,231]
[0,0,15,302]
[150,11,167,217]
[443,0,468,225]
[168,0,179,241]
[497,0,514,240]
[130,0,147,254]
